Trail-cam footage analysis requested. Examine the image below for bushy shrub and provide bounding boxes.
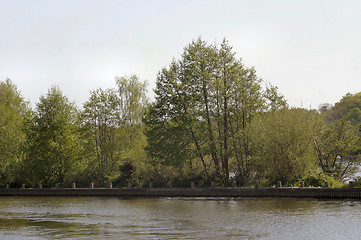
[300,171,342,188]
[171,168,209,188]
[349,177,361,188]
[113,161,135,187]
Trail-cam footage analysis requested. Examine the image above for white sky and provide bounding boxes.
[1,0,361,109]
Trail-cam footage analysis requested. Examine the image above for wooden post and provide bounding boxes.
[90,182,94,189]
[72,183,76,189]
[39,183,42,189]
[191,182,195,189]
[277,181,282,188]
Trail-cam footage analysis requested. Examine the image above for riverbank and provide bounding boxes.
[1,187,361,199]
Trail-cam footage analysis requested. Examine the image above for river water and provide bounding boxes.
[0,196,360,239]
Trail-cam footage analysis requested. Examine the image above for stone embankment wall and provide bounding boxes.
[1,187,361,199]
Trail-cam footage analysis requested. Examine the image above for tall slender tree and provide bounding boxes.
[82,88,121,184]
[81,75,148,184]
[115,75,148,149]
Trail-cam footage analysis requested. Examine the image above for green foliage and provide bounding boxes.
[264,83,288,112]
[301,170,342,188]
[171,168,209,188]
[322,92,361,125]
[81,75,148,186]
[133,163,209,188]
[313,118,361,181]
[250,108,316,185]
[351,177,361,188]
[115,75,148,171]
[135,165,171,188]
[144,105,193,167]
[5,39,361,189]
[23,86,81,186]
[0,79,30,184]
[116,75,148,127]
[112,161,136,187]
[82,88,122,184]
[145,38,286,184]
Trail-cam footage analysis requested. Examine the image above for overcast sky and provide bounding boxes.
[1,0,361,109]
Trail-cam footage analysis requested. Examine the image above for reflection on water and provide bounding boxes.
[0,196,360,239]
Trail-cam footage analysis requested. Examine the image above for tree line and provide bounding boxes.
[1,38,360,188]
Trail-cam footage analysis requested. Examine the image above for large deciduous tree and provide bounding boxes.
[24,86,80,185]
[0,79,30,184]
[145,38,286,184]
